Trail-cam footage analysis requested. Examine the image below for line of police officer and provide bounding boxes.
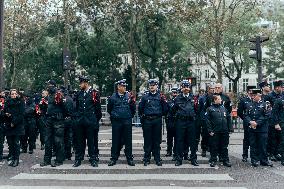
[0,76,284,168]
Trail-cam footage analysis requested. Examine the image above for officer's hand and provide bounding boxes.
[11,123,14,128]
[5,113,11,117]
[275,124,281,131]
[209,132,214,136]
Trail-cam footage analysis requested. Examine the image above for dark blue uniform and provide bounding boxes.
[73,88,102,165]
[245,100,270,165]
[170,93,198,165]
[266,91,283,159]
[165,98,176,156]
[20,96,37,154]
[237,96,252,159]
[107,91,136,164]
[271,97,284,164]
[199,94,210,153]
[139,91,168,164]
[205,104,232,165]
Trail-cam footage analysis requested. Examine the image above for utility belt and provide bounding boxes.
[144,115,161,120]
[176,115,194,120]
[47,113,64,120]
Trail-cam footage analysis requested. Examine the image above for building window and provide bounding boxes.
[229,80,233,92]
[205,70,210,79]
[242,79,249,92]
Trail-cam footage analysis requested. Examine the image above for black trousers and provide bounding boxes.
[201,122,209,151]
[44,118,65,163]
[37,116,47,145]
[64,123,73,159]
[166,125,175,153]
[0,129,4,159]
[267,125,281,156]
[74,118,97,161]
[249,132,268,164]
[278,124,284,161]
[142,117,162,162]
[21,118,37,150]
[209,133,229,162]
[243,120,250,157]
[175,119,197,162]
[111,118,133,161]
[7,135,20,161]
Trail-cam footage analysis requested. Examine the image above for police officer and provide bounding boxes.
[72,76,102,167]
[165,87,178,157]
[267,80,283,161]
[20,93,37,154]
[272,88,284,166]
[107,79,136,166]
[205,95,232,167]
[139,79,168,166]
[40,80,67,167]
[170,80,198,166]
[4,89,25,167]
[237,85,256,162]
[245,89,273,167]
[259,81,271,101]
[60,87,74,161]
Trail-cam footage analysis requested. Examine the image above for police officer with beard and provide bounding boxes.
[237,85,256,162]
[139,79,168,166]
[165,87,178,158]
[107,79,136,166]
[171,80,199,166]
[40,80,67,167]
[72,76,102,167]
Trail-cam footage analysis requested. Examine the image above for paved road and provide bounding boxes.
[0,127,284,189]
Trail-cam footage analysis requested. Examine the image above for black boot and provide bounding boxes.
[175,160,182,166]
[210,161,216,167]
[40,160,51,167]
[90,160,98,167]
[51,160,63,167]
[127,159,135,166]
[143,160,150,166]
[191,160,199,166]
[223,161,232,167]
[11,159,19,167]
[21,148,27,153]
[73,160,81,167]
[108,160,116,166]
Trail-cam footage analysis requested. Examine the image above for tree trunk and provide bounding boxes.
[233,79,238,94]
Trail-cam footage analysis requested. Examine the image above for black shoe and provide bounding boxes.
[156,161,162,166]
[73,160,81,167]
[21,148,27,153]
[40,161,51,167]
[191,160,199,166]
[11,159,19,167]
[223,161,232,167]
[8,160,14,166]
[210,161,216,167]
[108,160,116,166]
[90,160,98,167]
[143,160,150,166]
[94,156,99,162]
[242,157,248,162]
[175,161,182,166]
[127,160,135,166]
[184,156,190,160]
[260,162,273,167]
[251,162,258,167]
[201,150,206,157]
[28,149,33,154]
[275,154,282,161]
[165,151,172,157]
[270,155,277,162]
[51,160,63,167]
[40,144,45,150]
